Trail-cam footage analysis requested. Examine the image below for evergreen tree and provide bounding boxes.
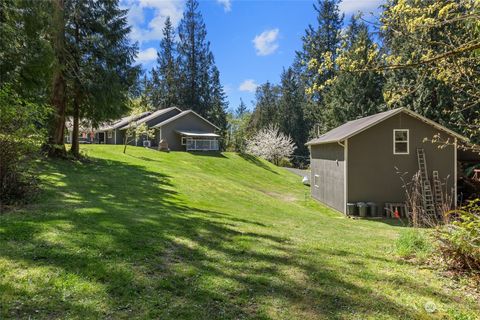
[66,0,139,156]
[48,0,68,157]
[177,0,213,116]
[235,98,247,117]
[207,65,228,142]
[322,16,385,131]
[248,82,281,131]
[278,67,308,157]
[295,0,343,102]
[293,0,343,140]
[150,17,180,109]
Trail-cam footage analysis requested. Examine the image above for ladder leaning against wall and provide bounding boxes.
[416,148,436,217]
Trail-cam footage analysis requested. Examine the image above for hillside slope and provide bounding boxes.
[0,145,478,319]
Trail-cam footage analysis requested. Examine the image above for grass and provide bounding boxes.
[0,145,478,319]
[395,229,433,263]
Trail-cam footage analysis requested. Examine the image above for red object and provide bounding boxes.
[394,209,400,218]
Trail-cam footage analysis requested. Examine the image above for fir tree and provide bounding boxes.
[150,17,180,109]
[278,67,308,157]
[66,0,139,156]
[295,0,343,102]
[208,65,228,136]
[322,16,385,131]
[177,0,213,116]
[235,98,247,117]
[248,82,281,132]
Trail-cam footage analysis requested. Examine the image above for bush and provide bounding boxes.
[278,157,293,168]
[0,86,50,209]
[437,199,480,273]
[395,229,432,262]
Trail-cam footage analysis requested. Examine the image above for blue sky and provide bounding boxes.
[121,0,384,111]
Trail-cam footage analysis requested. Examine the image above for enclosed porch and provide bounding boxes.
[176,130,220,151]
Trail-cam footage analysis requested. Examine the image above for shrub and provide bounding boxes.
[437,199,480,273]
[277,157,293,168]
[0,86,50,209]
[395,229,432,262]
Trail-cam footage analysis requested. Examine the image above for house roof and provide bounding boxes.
[97,112,151,132]
[305,107,467,146]
[118,107,181,130]
[151,110,220,130]
[175,130,220,137]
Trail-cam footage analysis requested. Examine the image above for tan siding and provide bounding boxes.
[310,143,345,213]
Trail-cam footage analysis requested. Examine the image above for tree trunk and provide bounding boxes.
[46,0,67,157]
[70,18,81,158]
[123,134,128,154]
[70,91,80,157]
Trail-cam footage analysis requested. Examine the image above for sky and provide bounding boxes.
[121,0,384,111]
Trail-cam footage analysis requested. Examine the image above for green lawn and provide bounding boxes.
[0,145,478,319]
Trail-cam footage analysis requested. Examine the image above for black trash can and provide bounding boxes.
[357,202,368,217]
[347,203,358,216]
[367,202,377,217]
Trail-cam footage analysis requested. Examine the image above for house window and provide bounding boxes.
[314,174,320,188]
[107,130,113,139]
[181,137,187,145]
[393,129,409,154]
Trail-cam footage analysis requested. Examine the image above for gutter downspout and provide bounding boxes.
[338,140,348,215]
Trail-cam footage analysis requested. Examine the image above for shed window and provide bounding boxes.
[314,174,319,188]
[107,130,113,139]
[393,129,409,154]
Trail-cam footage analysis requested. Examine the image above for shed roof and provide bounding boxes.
[97,112,150,132]
[175,130,220,137]
[118,107,181,130]
[306,107,467,146]
[151,110,220,130]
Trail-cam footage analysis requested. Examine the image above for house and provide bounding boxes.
[118,107,182,147]
[95,112,150,144]
[151,109,220,151]
[93,108,220,151]
[64,118,95,144]
[305,107,468,214]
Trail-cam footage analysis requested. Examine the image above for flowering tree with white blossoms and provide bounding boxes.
[246,125,296,165]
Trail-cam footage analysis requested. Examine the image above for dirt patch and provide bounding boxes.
[264,191,297,202]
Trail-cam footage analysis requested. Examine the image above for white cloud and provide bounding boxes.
[238,79,258,93]
[253,28,279,56]
[136,47,157,63]
[339,0,384,14]
[216,0,231,12]
[122,0,185,43]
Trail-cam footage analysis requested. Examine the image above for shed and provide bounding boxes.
[306,108,468,214]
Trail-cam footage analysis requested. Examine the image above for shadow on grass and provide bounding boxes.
[238,153,278,174]
[0,157,469,319]
[363,217,410,227]
[188,151,227,158]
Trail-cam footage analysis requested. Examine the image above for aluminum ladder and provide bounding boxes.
[432,170,444,208]
[416,148,436,216]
